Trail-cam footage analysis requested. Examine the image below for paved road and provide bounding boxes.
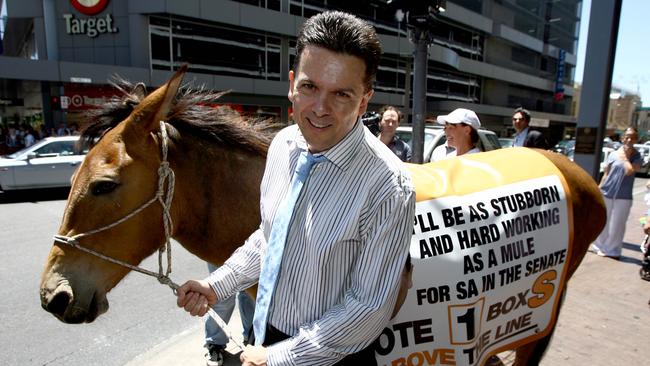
[0,189,208,366]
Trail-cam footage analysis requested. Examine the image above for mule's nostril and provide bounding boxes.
[47,291,71,317]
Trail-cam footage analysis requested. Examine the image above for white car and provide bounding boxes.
[395,125,501,162]
[634,144,650,176]
[0,136,87,191]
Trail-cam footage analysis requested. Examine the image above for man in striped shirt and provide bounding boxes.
[177,11,415,366]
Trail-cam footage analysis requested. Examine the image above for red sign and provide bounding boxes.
[70,0,109,16]
[63,83,120,111]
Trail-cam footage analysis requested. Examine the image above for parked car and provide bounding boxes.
[0,136,87,191]
[553,139,575,155]
[395,125,501,163]
[498,137,514,148]
[566,146,615,180]
[634,144,650,176]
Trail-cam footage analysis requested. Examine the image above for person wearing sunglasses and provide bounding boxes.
[511,107,548,149]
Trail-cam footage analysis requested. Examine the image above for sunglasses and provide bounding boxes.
[512,117,524,122]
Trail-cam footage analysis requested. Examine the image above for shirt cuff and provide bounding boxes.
[266,339,295,366]
[206,265,239,302]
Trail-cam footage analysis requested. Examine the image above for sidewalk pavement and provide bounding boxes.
[127,186,650,366]
[125,303,245,366]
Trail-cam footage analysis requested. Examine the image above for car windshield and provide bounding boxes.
[498,138,514,148]
[483,134,502,150]
[5,141,47,159]
[5,139,83,159]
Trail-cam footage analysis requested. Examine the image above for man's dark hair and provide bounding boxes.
[294,11,382,91]
[514,107,531,123]
[378,105,403,123]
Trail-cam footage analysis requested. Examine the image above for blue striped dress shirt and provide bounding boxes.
[208,120,415,365]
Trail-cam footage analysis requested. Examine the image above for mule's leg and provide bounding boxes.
[511,289,566,366]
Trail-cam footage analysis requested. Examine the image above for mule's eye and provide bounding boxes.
[92,181,119,196]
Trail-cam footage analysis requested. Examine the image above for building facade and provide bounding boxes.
[0,0,581,145]
[634,107,650,137]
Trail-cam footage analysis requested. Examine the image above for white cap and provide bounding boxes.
[436,108,481,130]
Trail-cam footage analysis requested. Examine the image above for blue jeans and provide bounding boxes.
[205,262,255,347]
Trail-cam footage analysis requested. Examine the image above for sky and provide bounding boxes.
[575,0,650,107]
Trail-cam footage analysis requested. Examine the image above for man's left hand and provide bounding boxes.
[240,345,268,366]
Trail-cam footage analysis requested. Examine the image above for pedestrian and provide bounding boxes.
[5,124,22,151]
[203,262,255,366]
[56,123,69,136]
[23,127,35,147]
[176,10,415,366]
[378,105,411,162]
[431,108,482,161]
[591,127,642,259]
[511,107,548,148]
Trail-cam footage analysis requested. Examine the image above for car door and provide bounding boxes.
[13,140,83,188]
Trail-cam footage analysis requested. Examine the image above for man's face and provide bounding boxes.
[288,45,373,153]
[444,123,469,149]
[512,112,528,132]
[380,110,399,134]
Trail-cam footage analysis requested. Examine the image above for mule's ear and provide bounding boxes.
[130,64,188,132]
[132,83,147,101]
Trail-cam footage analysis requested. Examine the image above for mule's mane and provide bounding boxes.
[81,80,280,156]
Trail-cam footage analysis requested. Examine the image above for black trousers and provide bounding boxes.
[257,324,378,366]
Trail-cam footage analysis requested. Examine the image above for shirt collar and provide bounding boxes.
[289,120,364,171]
[514,127,529,146]
[516,127,530,137]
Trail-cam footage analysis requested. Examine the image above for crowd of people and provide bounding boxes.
[0,122,79,154]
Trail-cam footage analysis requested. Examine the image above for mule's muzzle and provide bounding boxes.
[40,278,109,323]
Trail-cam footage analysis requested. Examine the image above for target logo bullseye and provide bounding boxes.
[70,0,109,16]
[71,95,84,107]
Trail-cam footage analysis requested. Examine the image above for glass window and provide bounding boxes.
[35,141,79,156]
[150,27,171,70]
[149,16,282,80]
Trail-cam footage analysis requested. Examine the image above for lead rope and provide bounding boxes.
[52,121,244,352]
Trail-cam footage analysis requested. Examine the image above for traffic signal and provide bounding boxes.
[387,0,446,25]
[51,96,61,110]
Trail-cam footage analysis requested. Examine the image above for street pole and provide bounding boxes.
[574,0,622,179]
[410,26,430,164]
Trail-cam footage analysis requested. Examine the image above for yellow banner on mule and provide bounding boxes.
[377,148,574,366]
[407,147,567,202]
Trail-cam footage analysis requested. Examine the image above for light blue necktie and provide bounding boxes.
[253,151,326,345]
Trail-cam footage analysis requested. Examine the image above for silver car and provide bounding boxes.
[395,125,501,162]
[0,136,86,191]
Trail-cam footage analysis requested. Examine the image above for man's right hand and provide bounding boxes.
[176,279,218,316]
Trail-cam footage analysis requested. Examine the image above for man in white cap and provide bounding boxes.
[431,108,482,161]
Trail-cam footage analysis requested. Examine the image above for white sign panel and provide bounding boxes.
[377,175,570,366]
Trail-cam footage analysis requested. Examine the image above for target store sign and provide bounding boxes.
[65,0,118,38]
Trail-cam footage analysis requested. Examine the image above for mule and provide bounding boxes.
[39,67,605,365]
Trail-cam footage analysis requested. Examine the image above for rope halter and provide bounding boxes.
[53,121,179,292]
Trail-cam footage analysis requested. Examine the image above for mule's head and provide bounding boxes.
[40,67,186,323]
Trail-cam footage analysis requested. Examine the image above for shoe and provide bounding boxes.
[596,250,620,260]
[205,344,225,366]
